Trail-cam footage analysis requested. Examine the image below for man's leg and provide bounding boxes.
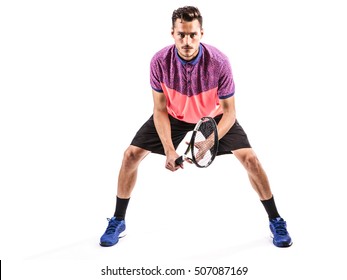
[117,145,150,199]
[100,145,150,247]
[232,148,292,247]
[232,148,272,200]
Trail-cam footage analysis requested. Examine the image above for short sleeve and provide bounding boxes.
[150,55,163,92]
[218,59,235,99]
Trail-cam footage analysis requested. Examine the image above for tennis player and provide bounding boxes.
[100,6,292,248]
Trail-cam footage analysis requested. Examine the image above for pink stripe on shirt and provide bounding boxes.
[161,83,223,124]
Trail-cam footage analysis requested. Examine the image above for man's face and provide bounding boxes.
[171,19,204,61]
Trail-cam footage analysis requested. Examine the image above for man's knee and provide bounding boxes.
[122,146,148,168]
[237,150,261,173]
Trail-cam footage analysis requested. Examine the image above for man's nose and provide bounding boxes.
[183,35,192,45]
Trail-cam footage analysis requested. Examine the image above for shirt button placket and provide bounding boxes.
[187,64,192,94]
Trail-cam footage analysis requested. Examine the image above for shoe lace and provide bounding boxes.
[273,220,288,235]
[105,218,119,234]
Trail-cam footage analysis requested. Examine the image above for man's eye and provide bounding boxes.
[190,34,196,38]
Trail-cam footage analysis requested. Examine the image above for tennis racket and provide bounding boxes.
[175,116,219,168]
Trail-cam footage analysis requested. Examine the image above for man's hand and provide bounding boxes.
[165,150,182,171]
[194,136,214,162]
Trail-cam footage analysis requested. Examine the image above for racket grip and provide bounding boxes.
[175,156,184,166]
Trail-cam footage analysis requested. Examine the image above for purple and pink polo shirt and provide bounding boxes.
[150,43,235,124]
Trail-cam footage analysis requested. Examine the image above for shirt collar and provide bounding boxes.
[175,44,203,66]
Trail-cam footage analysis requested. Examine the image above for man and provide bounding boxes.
[100,6,292,248]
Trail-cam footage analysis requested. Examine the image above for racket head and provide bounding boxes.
[191,117,219,168]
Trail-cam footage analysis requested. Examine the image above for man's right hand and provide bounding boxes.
[165,150,182,172]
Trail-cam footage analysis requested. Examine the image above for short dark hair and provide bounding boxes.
[171,6,203,28]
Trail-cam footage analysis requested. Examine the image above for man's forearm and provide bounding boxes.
[153,109,175,155]
[217,111,236,140]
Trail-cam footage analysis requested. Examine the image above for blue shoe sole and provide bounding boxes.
[100,241,118,247]
[273,240,293,247]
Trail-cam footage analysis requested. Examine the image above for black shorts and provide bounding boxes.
[130,114,251,156]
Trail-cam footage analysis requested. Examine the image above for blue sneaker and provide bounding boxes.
[100,217,126,247]
[269,217,292,247]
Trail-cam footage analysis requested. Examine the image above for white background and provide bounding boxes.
[1,0,346,279]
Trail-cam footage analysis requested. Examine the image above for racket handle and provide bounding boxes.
[175,156,184,166]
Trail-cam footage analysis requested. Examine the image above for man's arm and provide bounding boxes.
[152,90,181,171]
[217,96,236,140]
